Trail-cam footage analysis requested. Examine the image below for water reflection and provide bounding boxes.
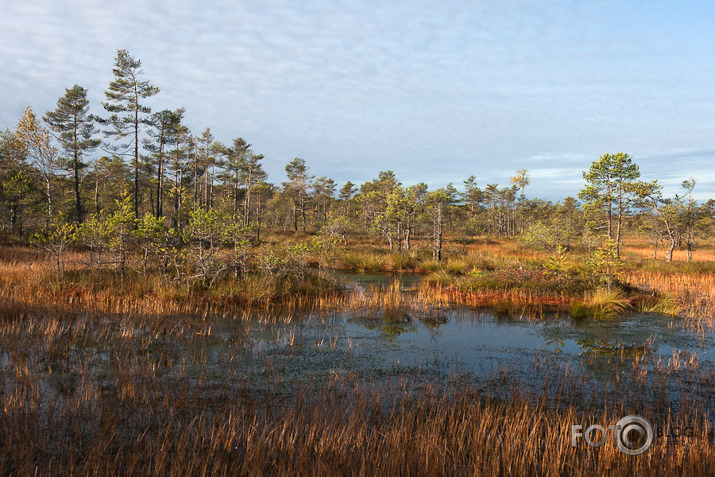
[225,306,714,395]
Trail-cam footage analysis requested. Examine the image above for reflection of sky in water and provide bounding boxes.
[228,308,715,394]
[322,271,715,372]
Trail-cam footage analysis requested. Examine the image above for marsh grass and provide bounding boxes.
[2,239,715,474]
[1,306,714,477]
[0,250,345,318]
[577,288,631,319]
[623,268,715,325]
[639,293,683,317]
[4,236,715,329]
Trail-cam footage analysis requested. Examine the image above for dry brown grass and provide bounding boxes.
[2,242,715,475]
[623,269,715,324]
[1,328,713,477]
[622,243,715,262]
[616,238,715,325]
[0,247,344,317]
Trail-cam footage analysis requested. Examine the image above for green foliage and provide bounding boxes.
[311,234,341,268]
[31,217,77,277]
[258,241,312,279]
[221,213,253,277]
[543,245,571,280]
[182,207,226,285]
[1,169,38,231]
[584,238,622,289]
[134,213,177,274]
[76,192,135,278]
[519,221,574,252]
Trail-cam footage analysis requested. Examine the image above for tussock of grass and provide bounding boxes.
[341,251,388,273]
[574,287,630,319]
[640,293,683,316]
[387,252,417,272]
[421,258,443,273]
[424,270,457,287]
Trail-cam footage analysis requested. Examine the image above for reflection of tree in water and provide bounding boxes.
[380,323,417,341]
[419,313,447,330]
[576,338,653,359]
[419,313,448,341]
[537,318,656,385]
[538,314,655,359]
[357,315,417,342]
[545,338,565,352]
[355,309,448,342]
[569,337,655,389]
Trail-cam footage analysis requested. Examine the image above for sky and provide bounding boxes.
[2,0,715,200]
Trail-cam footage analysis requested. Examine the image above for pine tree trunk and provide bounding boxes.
[73,123,83,223]
[134,103,140,218]
[616,177,623,258]
[156,140,164,218]
[405,221,411,251]
[94,176,100,214]
[667,238,675,263]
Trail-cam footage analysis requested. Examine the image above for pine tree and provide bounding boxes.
[312,176,336,223]
[101,49,160,218]
[222,138,251,214]
[283,157,312,232]
[462,175,482,218]
[44,85,100,223]
[144,109,181,218]
[167,109,190,229]
[195,129,219,210]
[579,152,640,258]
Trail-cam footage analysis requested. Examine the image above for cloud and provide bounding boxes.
[2,0,715,199]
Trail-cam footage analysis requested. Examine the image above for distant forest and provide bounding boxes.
[1,49,712,263]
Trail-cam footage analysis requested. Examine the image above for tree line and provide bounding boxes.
[1,49,712,265]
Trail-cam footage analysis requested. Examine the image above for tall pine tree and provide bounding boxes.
[144,109,181,218]
[101,49,159,217]
[579,152,641,258]
[44,85,100,223]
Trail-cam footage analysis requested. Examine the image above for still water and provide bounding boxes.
[197,274,715,401]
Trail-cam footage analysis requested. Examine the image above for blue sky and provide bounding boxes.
[2,0,715,200]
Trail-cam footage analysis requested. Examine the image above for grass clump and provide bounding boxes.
[388,253,417,272]
[572,287,630,319]
[424,269,457,287]
[639,293,683,316]
[341,251,388,273]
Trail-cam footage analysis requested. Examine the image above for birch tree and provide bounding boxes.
[15,107,59,221]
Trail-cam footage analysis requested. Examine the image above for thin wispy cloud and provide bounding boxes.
[2,0,714,198]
